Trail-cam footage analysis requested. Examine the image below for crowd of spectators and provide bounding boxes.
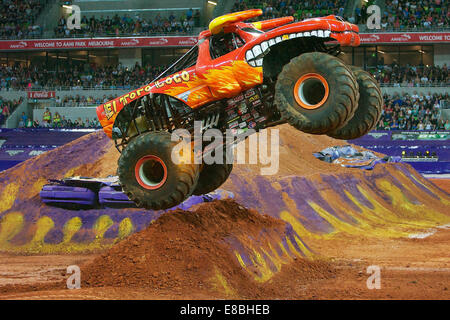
[231,0,348,21]
[3,91,450,131]
[54,10,201,37]
[55,94,115,107]
[377,91,449,130]
[233,0,448,31]
[17,108,100,129]
[2,61,447,91]
[0,0,45,39]
[369,63,449,86]
[1,3,200,40]
[363,0,449,31]
[0,62,167,91]
[0,96,23,126]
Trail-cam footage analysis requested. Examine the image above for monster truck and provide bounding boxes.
[96,9,382,210]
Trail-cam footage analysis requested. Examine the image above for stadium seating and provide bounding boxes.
[0,0,45,39]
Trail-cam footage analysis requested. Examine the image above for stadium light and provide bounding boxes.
[208,1,217,5]
[62,5,72,9]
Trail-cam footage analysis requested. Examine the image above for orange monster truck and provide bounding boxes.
[96,10,382,210]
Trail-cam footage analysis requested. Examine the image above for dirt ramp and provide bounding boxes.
[81,199,332,298]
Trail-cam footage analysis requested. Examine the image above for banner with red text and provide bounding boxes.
[27,91,56,99]
[359,32,450,44]
[0,36,199,51]
[0,33,449,51]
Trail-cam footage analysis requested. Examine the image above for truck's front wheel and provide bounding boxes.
[117,131,199,210]
[275,52,359,134]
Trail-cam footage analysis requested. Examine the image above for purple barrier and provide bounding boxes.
[0,160,21,172]
[0,129,94,172]
[352,131,449,143]
[403,161,450,174]
[352,131,450,174]
[351,131,393,142]
[0,128,95,147]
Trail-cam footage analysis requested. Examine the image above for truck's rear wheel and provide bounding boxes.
[328,66,383,140]
[275,52,359,134]
[193,163,233,196]
[117,131,199,210]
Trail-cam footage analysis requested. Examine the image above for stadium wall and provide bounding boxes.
[434,44,450,67]
[381,87,449,96]
[4,100,29,129]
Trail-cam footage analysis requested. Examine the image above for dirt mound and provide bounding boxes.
[81,199,333,298]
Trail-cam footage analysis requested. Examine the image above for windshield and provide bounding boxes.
[152,45,199,82]
[240,27,264,34]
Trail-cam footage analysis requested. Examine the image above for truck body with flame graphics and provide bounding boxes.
[96,10,382,210]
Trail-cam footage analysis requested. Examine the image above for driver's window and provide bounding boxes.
[210,33,245,59]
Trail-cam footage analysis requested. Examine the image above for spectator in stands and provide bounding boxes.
[20,112,28,125]
[42,108,51,125]
[53,112,61,127]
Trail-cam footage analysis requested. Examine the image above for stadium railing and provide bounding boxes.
[358,25,450,33]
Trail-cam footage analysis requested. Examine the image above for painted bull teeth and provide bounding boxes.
[245,50,254,61]
[289,33,296,39]
[318,30,324,37]
[324,30,331,37]
[297,33,303,37]
[249,60,256,67]
[261,41,269,52]
[252,44,262,57]
[275,36,282,43]
[268,39,275,46]
[311,30,317,37]
[304,31,310,37]
[255,59,263,67]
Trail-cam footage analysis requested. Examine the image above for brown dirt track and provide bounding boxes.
[0,125,449,300]
[1,226,449,300]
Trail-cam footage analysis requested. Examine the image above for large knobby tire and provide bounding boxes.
[275,52,359,134]
[328,66,383,140]
[193,162,233,196]
[117,131,199,210]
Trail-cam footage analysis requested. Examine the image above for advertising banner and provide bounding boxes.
[0,36,199,51]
